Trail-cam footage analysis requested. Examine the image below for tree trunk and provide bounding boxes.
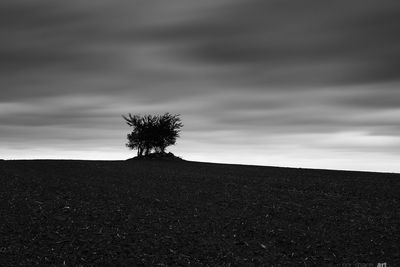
[138,146,143,157]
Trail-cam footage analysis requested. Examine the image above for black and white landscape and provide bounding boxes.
[1,0,400,265]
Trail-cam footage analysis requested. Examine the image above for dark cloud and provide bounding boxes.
[334,85,400,109]
[142,0,400,86]
[1,1,107,72]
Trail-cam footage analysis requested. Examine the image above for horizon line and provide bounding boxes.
[2,157,399,175]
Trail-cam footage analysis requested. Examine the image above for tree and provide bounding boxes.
[123,113,183,157]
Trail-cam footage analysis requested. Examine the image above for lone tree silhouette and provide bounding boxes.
[123,113,183,157]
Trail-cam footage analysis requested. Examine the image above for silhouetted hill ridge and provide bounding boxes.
[126,152,184,161]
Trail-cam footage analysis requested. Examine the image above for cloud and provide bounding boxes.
[2,0,400,100]
[1,0,400,172]
[141,0,400,87]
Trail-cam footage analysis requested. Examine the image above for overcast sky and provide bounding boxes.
[1,0,400,172]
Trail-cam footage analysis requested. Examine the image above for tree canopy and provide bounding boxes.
[122,113,183,157]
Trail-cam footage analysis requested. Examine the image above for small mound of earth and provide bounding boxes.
[126,152,183,161]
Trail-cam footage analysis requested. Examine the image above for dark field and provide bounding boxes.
[0,160,399,266]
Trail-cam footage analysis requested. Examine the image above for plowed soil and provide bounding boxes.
[0,160,399,266]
